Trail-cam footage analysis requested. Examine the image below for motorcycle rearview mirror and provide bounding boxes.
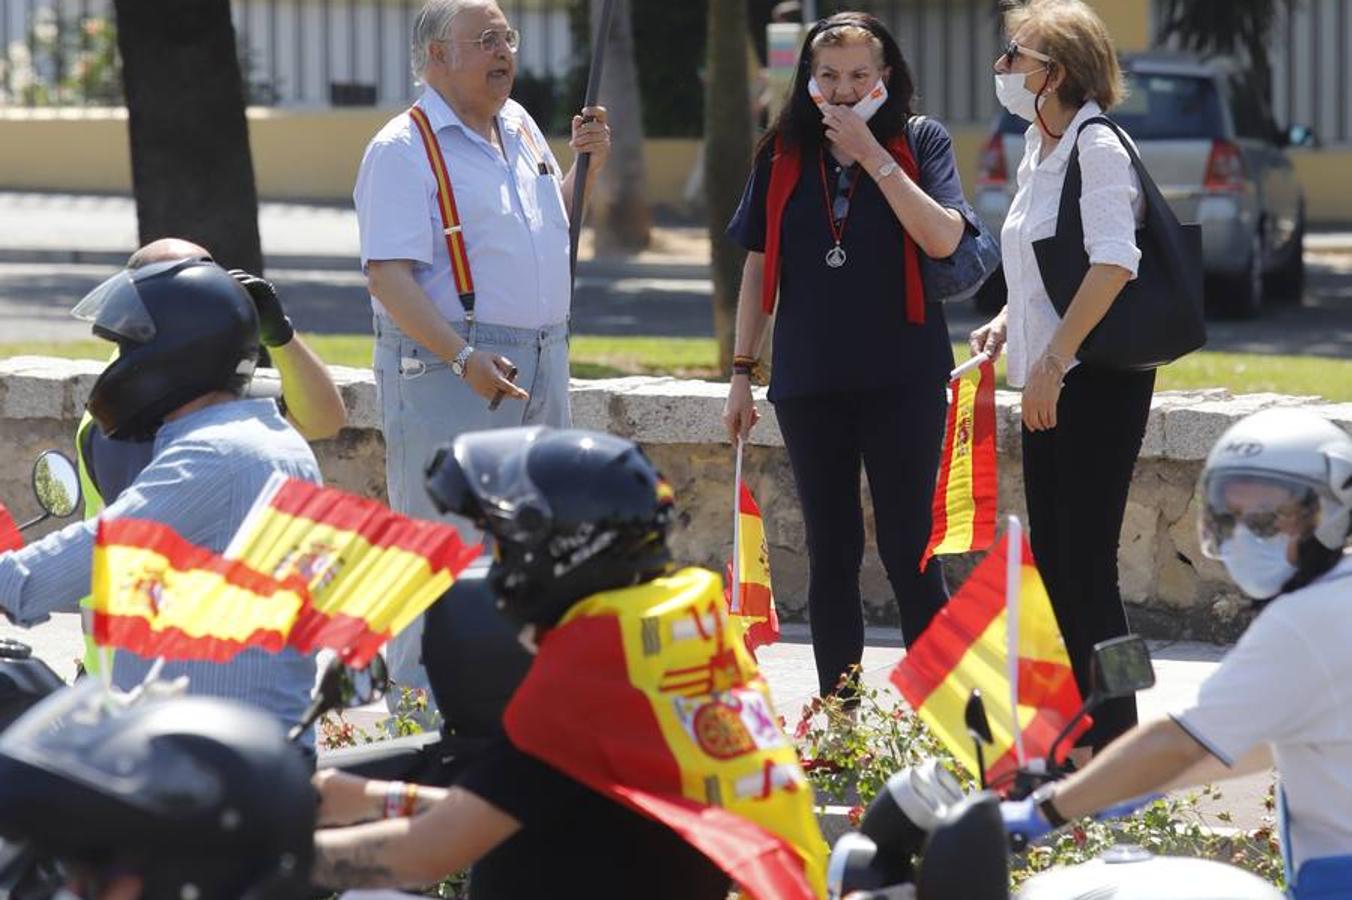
[1043,635,1156,770]
[1091,634,1156,700]
[965,690,994,790]
[287,653,391,743]
[21,451,81,528]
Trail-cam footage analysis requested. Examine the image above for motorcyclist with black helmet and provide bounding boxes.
[1001,408,1352,899]
[0,258,325,743]
[0,682,316,900]
[72,238,347,678]
[310,427,826,898]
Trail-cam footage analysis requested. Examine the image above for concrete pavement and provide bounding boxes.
[1,612,1269,831]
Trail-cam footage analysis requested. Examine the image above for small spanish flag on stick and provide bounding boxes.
[91,518,306,663]
[724,440,780,653]
[225,474,480,667]
[0,501,22,553]
[892,517,1089,787]
[920,354,998,572]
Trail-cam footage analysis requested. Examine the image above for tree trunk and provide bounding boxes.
[589,0,651,255]
[113,0,263,274]
[704,0,753,374]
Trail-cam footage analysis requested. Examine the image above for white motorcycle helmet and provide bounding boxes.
[1198,408,1352,600]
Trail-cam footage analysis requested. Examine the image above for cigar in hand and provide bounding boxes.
[489,365,520,411]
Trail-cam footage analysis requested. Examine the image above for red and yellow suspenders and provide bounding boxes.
[408,104,477,325]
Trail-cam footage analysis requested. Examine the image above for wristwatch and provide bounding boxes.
[876,160,901,181]
[1031,783,1069,828]
[450,345,474,379]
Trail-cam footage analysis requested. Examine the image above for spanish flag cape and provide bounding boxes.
[504,567,827,899]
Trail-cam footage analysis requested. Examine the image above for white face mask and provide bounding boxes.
[809,76,889,123]
[994,68,1047,123]
[1219,525,1299,600]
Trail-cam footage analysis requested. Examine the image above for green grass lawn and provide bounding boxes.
[4,334,1350,401]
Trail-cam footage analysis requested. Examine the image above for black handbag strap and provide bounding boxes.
[1055,115,1186,255]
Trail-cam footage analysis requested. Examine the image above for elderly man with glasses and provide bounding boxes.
[354,0,610,716]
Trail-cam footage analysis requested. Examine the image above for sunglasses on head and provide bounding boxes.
[1002,40,1054,67]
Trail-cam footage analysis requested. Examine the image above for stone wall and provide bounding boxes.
[3,356,1349,643]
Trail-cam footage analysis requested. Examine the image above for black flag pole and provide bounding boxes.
[569,0,617,288]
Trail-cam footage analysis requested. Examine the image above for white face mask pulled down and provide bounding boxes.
[994,68,1048,124]
[1218,525,1300,601]
[808,76,889,123]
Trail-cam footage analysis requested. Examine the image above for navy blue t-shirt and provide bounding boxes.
[727,117,974,402]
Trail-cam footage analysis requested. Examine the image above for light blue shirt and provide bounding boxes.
[354,89,571,331]
[0,399,323,741]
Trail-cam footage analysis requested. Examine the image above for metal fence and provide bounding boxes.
[0,0,576,108]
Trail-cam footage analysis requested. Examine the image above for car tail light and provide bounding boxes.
[1204,139,1246,193]
[977,133,1008,187]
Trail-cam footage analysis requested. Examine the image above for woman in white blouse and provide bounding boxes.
[969,0,1149,758]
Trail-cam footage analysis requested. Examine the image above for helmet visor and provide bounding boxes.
[453,427,552,544]
[1199,471,1320,558]
[71,258,202,345]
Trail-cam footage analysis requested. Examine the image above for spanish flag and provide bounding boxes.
[0,502,21,553]
[920,356,997,571]
[90,518,306,663]
[725,444,780,652]
[892,520,1088,787]
[225,474,479,667]
[506,567,827,899]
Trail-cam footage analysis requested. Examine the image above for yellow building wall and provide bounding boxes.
[2,108,1352,225]
[1084,0,1153,52]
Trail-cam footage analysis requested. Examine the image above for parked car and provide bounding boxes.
[972,52,1315,318]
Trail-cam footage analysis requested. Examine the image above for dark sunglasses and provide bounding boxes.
[1002,40,1054,68]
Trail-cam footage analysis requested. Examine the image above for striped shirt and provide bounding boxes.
[0,399,323,742]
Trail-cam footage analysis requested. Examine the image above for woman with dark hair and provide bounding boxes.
[722,12,977,702]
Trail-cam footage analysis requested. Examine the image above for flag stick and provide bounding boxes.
[569,0,617,285]
[731,438,743,613]
[1005,515,1026,765]
[949,351,991,383]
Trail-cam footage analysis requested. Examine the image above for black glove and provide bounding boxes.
[228,269,295,348]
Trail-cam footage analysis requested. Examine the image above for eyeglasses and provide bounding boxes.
[456,28,520,55]
[1199,477,1319,556]
[1002,40,1054,68]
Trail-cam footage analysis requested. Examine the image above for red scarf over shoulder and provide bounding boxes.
[762,132,926,325]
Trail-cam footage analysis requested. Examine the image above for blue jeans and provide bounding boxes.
[1292,856,1352,899]
[373,314,571,717]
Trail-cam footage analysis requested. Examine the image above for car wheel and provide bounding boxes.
[1264,214,1306,305]
[1220,230,1264,319]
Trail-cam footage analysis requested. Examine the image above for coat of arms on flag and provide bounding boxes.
[893,518,1088,787]
[921,355,998,571]
[88,476,479,668]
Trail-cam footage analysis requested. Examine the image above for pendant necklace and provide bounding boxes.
[819,150,863,269]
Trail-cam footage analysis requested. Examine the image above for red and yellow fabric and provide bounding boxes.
[90,518,305,663]
[0,501,21,553]
[408,104,476,305]
[226,474,479,666]
[920,358,997,571]
[891,534,1088,787]
[505,567,827,899]
[725,482,780,652]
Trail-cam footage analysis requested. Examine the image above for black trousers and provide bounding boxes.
[775,385,950,698]
[1022,363,1155,751]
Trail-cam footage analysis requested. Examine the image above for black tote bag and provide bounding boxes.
[1032,116,1206,370]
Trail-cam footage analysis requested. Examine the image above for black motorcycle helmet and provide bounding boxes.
[74,258,261,441]
[0,685,314,900]
[424,427,676,630]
